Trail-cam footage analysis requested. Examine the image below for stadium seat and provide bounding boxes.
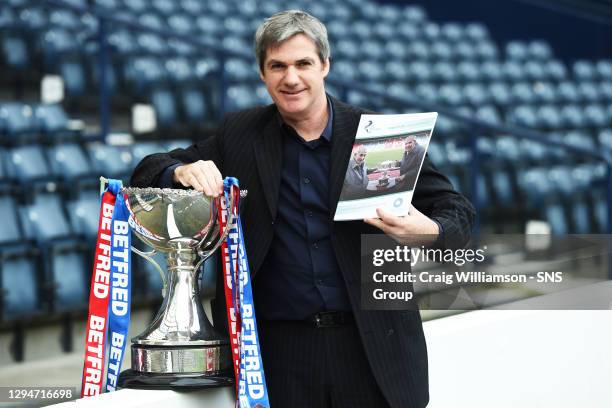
[150,87,178,129]
[34,103,76,142]
[6,145,55,187]
[1,35,29,70]
[130,141,163,168]
[47,143,94,188]
[1,252,41,321]
[87,143,133,181]
[0,102,38,144]
[66,189,100,241]
[573,60,596,80]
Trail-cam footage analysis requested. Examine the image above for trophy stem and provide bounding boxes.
[124,239,231,383]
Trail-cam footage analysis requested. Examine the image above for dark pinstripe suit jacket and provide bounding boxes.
[130,96,475,408]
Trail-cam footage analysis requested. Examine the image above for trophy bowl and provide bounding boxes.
[117,187,237,390]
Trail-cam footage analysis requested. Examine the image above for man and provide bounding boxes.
[396,136,426,190]
[131,10,475,408]
[342,144,370,199]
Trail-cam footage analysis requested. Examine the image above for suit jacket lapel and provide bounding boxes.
[329,97,362,213]
[253,113,283,220]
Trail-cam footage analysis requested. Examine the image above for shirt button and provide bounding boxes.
[313,242,319,249]
[303,177,311,184]
[316,279,324,285]
[387,328,395,336]
[306,210,313,217]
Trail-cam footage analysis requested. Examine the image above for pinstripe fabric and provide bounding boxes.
[130,96,476,408]
[258,319,390,408]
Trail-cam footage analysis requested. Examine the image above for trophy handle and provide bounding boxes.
[132,246,168,298]
[193,187,241,271]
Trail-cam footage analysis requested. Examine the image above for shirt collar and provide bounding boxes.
[277,95,334,142]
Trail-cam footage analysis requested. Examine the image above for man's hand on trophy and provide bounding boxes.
[364,205,440,246]
[173,160,224,197]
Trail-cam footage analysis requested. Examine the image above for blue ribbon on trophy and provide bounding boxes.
[104,179,132,391]
[223,177,270,408]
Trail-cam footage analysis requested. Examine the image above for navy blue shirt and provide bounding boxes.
[253,100,352,320]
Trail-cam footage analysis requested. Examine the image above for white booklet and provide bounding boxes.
[334,112,438,221]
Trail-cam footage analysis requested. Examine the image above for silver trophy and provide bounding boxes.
[117,186,239,389]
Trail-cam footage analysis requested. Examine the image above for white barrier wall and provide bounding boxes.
[48,309,612,408]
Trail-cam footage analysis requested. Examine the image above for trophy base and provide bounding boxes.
[118,369,234,390]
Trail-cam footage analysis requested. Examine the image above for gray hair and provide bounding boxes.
[254,10,330,71]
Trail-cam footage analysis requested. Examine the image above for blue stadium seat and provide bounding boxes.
[136,32,168,55]
[512,83,536,104]
[409,40,431,60]
[331,60,358,82]
[130,141,163,168]
[475,41,499,60]
[152,0,176,15]
[50,247,88,312]
[358,61,384,81]
[58,58,87,99]
[6,145,54,187]
[67,189,100,241]
[545,198,569,235]
[508,105,539,128]
[34,104,76,142]
[0,103,38,144]
[431,41,453,61]
[409,62,432,82]
[138,12,165,30]
[414,83,438,102]
[1,253,41,321]
[537,105,563,130]
[19,192,87,312]
[87,143,133,180]
[545,60,568,81]
[480,61,503,81]
[226,84,256,112]
[48,8,81,31]
[1,35,29,70]
[584,104,609,127]
[39,28,80,69]
[454,41,477,61]
[150,87,178,128]
[384,41,409,61]
[464,23,489,42]
[195,15,223,38]
[598,129,612,150]
[532,82,557,103]
[564,131,596,151]
[432,62,457,82]
[561,104,586,128]
[402,5,427,23]
[463,84,490,106]
[573,60,596,80]
[47,143,94,188]
[123,57,167,92]
[180,88,208,126]
[438,84,464,106]
[19,192,72,243]
[384,61,410,82]
[123,0,147,12]
[596,60,612,79]
[527,40,553,60]
[505,41,529,61]
[225,58,257,82]
[108,28,137,55]
[557,81,581,103]
[524,61,546,81]
[503,61,525,82]
[167,13,196,34]
[441,23,465,42]
[489,83,512,106]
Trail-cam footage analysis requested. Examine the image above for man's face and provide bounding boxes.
[404,138,416,152]
[353,148,367,165]
[260,34,329,119]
